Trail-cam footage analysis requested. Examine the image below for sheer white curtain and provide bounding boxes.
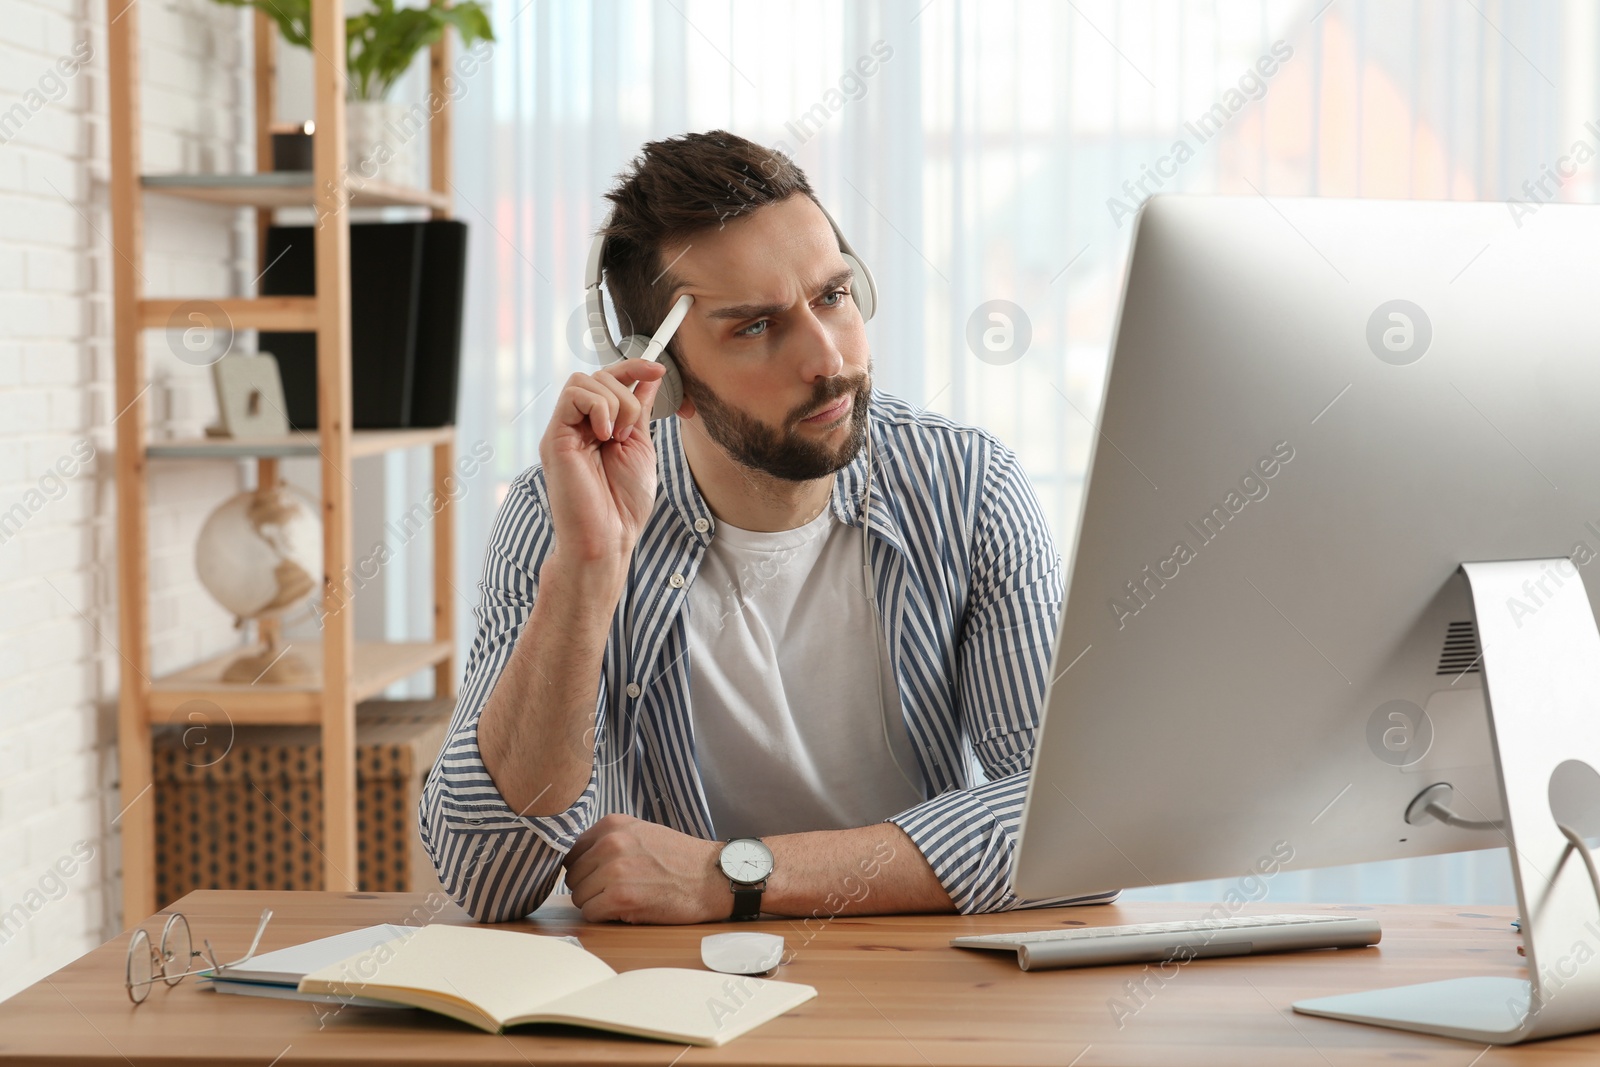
[446,0,1595,905]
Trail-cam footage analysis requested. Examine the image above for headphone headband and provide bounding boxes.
[582,194,876,419]
[813,198,877,322]
[583,196,875,310]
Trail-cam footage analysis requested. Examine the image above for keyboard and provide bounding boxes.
[950,913,1382,971]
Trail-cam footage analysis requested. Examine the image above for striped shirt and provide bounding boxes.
[419,390,1118,921]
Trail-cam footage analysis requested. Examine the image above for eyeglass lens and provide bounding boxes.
[126,928,154,1004]
[160,913,193,987]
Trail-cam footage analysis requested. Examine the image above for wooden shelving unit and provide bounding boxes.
[107,3,459,920]
[147,641,454,723]
[141,172,453,212]
[146,425,456,461]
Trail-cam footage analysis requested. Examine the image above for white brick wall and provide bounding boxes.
[0,0,256,1002]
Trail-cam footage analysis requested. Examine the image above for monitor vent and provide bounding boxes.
[1436,620,1482,676]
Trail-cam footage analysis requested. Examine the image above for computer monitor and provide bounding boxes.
[1012,195,1600,1044]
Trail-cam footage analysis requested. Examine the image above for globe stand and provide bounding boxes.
[196,478,322,687]
[220,622,315,685]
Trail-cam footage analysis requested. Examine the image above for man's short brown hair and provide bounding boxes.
[600,130,816,359]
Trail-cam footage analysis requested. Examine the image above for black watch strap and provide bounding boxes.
[729,880,766,920]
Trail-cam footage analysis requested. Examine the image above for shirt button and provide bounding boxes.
[625,682,641,698]
[693,517,710,533]
[669,573,685,589]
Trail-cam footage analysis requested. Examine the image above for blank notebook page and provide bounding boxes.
[343,925,617,1025]
[533,968,816,1044]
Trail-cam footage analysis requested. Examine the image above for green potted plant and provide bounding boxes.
[216,0,494,187]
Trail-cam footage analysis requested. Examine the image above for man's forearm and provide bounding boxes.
[477,553,624,817]
[560,815,956,924]
[758,823,954,919]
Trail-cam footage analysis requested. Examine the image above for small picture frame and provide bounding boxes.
[212,353,291,438]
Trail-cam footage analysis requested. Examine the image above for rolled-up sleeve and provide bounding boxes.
[418,469,604,922]
[888,443,1118,914]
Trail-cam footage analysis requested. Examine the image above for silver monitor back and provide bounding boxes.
[1013,194,1600,900]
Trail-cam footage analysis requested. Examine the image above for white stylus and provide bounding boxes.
[623,293,693,413]
[639,293,693,364]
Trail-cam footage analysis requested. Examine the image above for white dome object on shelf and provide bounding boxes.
[194,483,323,684]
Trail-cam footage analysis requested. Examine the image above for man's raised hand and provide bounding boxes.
[539,358,669,571]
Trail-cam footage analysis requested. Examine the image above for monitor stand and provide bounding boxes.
[1294,558,1600,1044]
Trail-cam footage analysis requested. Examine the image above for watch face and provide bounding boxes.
[719,838,774,884]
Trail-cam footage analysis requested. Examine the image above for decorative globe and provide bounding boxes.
[194,484,322,683]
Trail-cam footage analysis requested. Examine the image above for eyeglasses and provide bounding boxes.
[125,908,273,1004]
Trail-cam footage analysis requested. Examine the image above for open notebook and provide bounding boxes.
[298,924,816,1047]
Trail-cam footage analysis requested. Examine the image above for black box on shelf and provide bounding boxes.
[259,220,467,430]
[270,131,313,171]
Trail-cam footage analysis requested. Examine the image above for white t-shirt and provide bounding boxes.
[686,505,925,840]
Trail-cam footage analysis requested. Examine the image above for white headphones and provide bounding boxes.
[581,197,878,420]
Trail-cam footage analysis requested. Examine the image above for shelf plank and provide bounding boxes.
[142,171,451,211]
[140,296,316,331]
[147,640,452,724]
[350,640,452,703]
[146,425,455,460]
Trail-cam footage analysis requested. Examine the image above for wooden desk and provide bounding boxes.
[0,891,1585,1065]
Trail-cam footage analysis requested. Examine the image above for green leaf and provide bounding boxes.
[345,0,497,100]
[213,0,496,101]
[212,0,312,49]
[435,1,495,45]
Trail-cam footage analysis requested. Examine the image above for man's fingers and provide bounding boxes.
[556,378,620,440]
[569,875,602,911]
[577,888,620,923]
[564,823,603,867]
[604,358,668,388]
[562,843,604,889]
[632,374,664,430]
[553,363,666,442]
[591,372,642,440]
[566,854,627,922]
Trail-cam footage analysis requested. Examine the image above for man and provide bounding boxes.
[420,130,1114,924]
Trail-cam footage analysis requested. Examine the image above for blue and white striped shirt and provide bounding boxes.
[420,390,1117,921]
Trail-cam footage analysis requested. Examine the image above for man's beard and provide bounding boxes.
[675,359,872,483]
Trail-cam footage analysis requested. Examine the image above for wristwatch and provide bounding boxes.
[717,838,774,920]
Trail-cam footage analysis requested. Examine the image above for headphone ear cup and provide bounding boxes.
[585,287,626,364]
[842,252,876,322]
[651,351,685,420]
[618,333,683,420]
